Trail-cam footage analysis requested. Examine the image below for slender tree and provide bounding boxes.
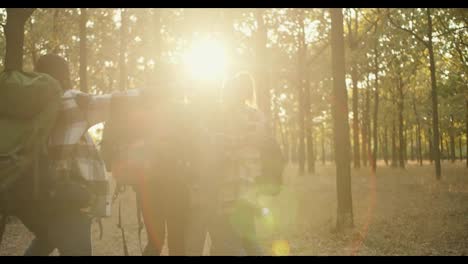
[330,8,353,230]
[79,8,88,93]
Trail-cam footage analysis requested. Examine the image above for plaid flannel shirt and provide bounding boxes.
[207,105,269,213]
[48,88,142,193]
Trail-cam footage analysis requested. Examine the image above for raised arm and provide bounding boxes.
[86,89,142,127]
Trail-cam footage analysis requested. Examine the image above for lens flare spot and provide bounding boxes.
[272,240,290,256]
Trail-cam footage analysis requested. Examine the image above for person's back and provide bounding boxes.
[207,72,268,256]
[134,76,196,256]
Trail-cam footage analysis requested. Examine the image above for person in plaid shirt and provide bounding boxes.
[8,54,146,256]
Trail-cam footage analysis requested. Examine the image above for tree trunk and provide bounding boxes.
[304,56,314,174]
[79,8,88,93]
[422,129,427,161]
[445,138,450,162]
[4,9,35,71]
[362,85,370,167]
[403,129,408,164]
[297,11,306,176]
[28,19,37,68]
[291,126,298,163]
[429,128,433,163]
[351,67,360,168]
[384,125,389,165]
[397,77,405,168]
[367,110,372,166]
[278,117,289,162]
[459,135,463,161]
[330,8,353,230]
[449,115,456,162]
[307,131,315,174]
[466,98,468,167]
[52,9,60,53]
[371,49,379,172]
[391,114,397,168]
[305,84,315,174]
[119,8,128,91]
[361,119,368,167]
[417,124,423,166]
[440,135,445,161]
[322,125,326,165]
[410,127,415,161]
[298,93,306,175]
[255,9,271,124]
[427,9,442,179]
[412,97,423,165]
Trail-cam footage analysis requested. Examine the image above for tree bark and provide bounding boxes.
[255,9,271,124]
[445,138,450,162]
[397,76,405,168]
[466,98,468,167]
[391,112,397,168]
[361,119,368,167]
[412,97,423,165]
[28,19,37,68]
[305,84,315,174]
[322,124,326,165]
[449,115,456,162]
[429,128,433,163]
[371,48,379,172]
[427,9,442,179]
[79,8,88,93]
[362,85,370,167]
[351,66,361,169]
[459,135,463,161]
[290,124,298,163]
[297,10,306,175]
[440,135,445,160]
[4,8,35,71]
[330,8,353,230]
[298,91,306,175]
[391,89,397,168]
[277,116,289,162]
[384,125,389,165]
[410,127,415,161]
[119,8,128,91]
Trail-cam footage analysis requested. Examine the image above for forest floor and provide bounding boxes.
[1,161,468,256]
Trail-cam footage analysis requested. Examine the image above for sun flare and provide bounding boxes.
[183,37,227,81]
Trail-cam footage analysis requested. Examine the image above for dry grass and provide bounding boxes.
[1,161,467,256]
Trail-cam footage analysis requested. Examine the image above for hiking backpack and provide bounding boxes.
[0,70,62,243]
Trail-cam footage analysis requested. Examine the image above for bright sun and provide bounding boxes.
[183,37,227,81]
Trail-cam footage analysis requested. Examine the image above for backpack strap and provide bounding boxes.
[117,200,129,256]
[33,151,40,201]
[95,217,103,240]
[112,183,126,204]
[135,191,144,255]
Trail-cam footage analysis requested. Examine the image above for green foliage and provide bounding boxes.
[0,8,466,163]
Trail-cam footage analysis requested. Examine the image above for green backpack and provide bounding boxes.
[0,70,62,199]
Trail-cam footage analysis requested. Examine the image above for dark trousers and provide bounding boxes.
[137,176,190,256]
[187,197,263,256]
[212,200,263,256]
[7,174,92,256]
[21,209,92,256]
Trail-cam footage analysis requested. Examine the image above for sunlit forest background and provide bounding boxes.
[0,8,467,256]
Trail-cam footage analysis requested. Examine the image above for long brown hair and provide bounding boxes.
[222,71,257,108]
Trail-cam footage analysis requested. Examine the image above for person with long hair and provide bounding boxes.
[190,71,276,256]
